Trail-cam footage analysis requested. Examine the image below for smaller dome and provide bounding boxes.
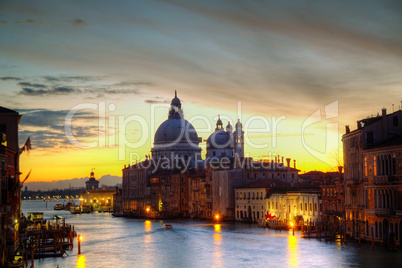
[207,130,233,149]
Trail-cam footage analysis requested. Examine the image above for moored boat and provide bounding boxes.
[69,206,81,214]
[54,204,63,210]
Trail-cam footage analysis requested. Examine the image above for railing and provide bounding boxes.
[375,208,390,216]
[373,175,391,184]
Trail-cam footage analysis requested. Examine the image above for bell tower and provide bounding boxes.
[234,119,244,158]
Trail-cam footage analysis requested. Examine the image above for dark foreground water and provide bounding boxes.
[22,200,402,268]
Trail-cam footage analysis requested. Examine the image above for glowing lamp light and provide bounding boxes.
[215,214,220,220]
[290,222,294,227]
[79,235,83,241]
[146,208,150,212]
[15,219,18,223]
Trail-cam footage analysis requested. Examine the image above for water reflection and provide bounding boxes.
[287,234,299,267]
[76,255,86,268]
[213,224,222,267]
[144,220,153,267]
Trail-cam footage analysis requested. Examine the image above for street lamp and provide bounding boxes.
[215,214,220,222]
[290,221,295,236]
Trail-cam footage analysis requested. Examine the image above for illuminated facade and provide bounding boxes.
[343,108,402,246]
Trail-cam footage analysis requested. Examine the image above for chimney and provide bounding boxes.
[281,157,284,163]
[286,158,291,167]
[275,156,277,163]
[293,160,296,169]
[382,108,388,139]
[345,125,350,134]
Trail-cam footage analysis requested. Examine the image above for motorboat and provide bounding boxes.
[161,223,173,229]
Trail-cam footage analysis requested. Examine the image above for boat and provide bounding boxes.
[112,212,127,217]
[70,206,81,214]
[301,230,317,238]
[161,223,173,229]
[27,212,45,224]
[81,205,92,214]
[54,204,63,210]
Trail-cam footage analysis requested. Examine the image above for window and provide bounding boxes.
[309,203,312,211]
[300,203,302,210]
[366,132,375,145]
[315,203,317,211]
[364,157,368,176]
[305,203,307,211]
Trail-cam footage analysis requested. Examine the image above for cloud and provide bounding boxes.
[114,81,154,87]
[16,19,41,24]
[0,21,8,24]
[18,87,76,96]
[17,108,99,150]
[0,76,21,81]
[62,19,89,27]
[43,75,100,82]
[18,82,47,88]
[144,99,169,104]
[16,75,144,97]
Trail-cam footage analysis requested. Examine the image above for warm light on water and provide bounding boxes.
[76,255,86,268]
[288,235,299,267]
[22,201,402,268]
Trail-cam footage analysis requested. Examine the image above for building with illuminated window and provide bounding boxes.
[343,108,402,246]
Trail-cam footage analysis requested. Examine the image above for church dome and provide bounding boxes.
[154,119,200,145]
[207,130,233,149]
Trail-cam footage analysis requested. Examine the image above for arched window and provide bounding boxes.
[366,220,369,236]
[364,157,368,176]
[375,221,378,238]
[374,156,377,176]
[395,223,398,240]
[379,221,382,238]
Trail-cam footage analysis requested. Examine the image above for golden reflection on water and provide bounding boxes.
[76,254,86,268]
[213,224,222,267]
[143,220,153,267]
[288,235,299,267]
[145,220,152,232]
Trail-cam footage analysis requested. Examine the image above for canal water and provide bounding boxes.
[22,200,402,268]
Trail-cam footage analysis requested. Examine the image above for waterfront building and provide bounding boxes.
[122,160,152,213]
[343,108,402,246]
[0,106,23,266]
[212,168,243,220]
[234,179,287,223]
[187,168,210,219]
[241,157,299,184]
[85,169,99,190]
[320,167,344,233]
[265,191,320,228]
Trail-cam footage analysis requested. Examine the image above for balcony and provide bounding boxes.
[323,210,343,217]
[373,175,391,184]
[375,208,390,216]
[366,208,390,216]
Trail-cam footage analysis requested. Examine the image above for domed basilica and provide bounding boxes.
[151,91,244,168]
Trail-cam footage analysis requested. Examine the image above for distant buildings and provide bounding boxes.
[80,170,116,211]
[120,92,301,221]
[85,169,99,190]
[343,108,402,246]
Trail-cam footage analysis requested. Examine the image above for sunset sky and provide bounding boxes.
[1,0,401,182]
